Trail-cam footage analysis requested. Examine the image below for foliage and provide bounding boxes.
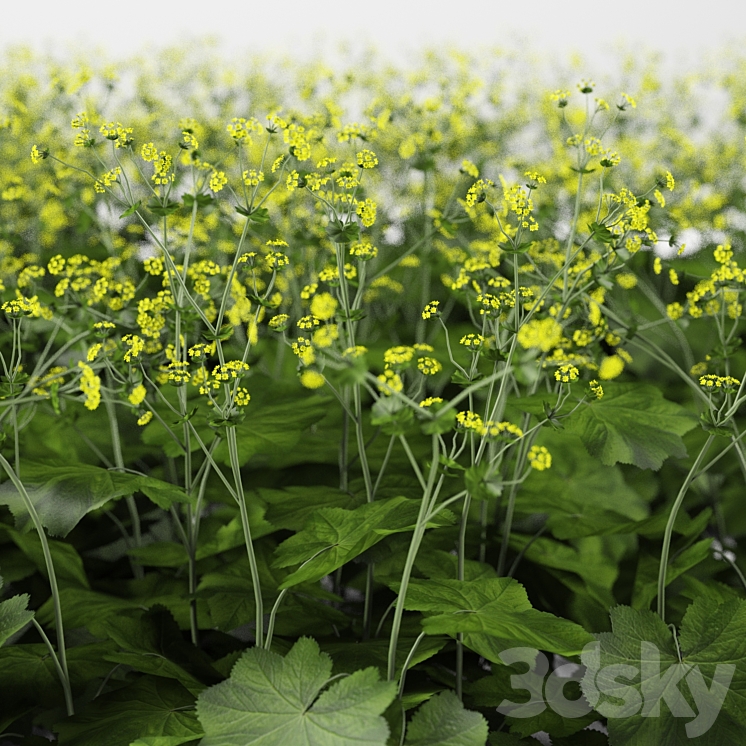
[0,41,746,745]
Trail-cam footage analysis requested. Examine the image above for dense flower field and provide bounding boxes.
[1,43,746,745]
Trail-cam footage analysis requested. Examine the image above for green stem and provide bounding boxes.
[657,434,715,622]
[226,425,264,646]
[0,452,73,715]
[387,435,440,681]
[103,382,143,580]
[456,491,472,700]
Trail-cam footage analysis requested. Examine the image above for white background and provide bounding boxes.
[3,0,746,73]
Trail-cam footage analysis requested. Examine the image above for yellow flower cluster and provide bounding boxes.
[77,362,101,410]
[517,317,563,352]
[422,300,440,319]
[480,420,523,439]
[456,410,483,432]
[350,242,378,261]
[588,379,604,399]
[699,374,740,389]
[460,333,484,351]
[528,445,552,470]
[555,364,579,383]
[376,368,403,396]
[465,179,493,207]
[356,150,378,169]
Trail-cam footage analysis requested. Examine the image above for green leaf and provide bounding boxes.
[515,433,648,538]
[587,221,614,243]
[563,382,697,469]
[90,606,223,690]
[0,642,115,719]
[0,462,191,537]
[235,205,270,223]
[404,691,488,745]
[465,461,502,502]
[0,577,33,646]
[403,578,594,662]
[508,533,630,609]
[128,542,190,568]
[321,636,448,678]
[214,397,332,467]
[582,603,746,744]
[147,200,182,217]
[325,218,360,243]
[182,193,214,208]
[130,739,201,746]
[2,525,89,587]
[196,637,396,745]
[631,538,712,610]
[54,676,202,746]
[119,200,142,218]
[273,497,452,589]
[467,658,595,739]
[260,485,365,531]
[35,587,141,629]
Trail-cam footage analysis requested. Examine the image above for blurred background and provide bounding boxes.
[4,0,746,75]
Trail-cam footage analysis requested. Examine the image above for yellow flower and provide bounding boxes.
[460,333,484,351]
[456,410,483,432]
[599,355,625,380]
[376,369,403,396]
[128,384,147,406]
[78,362,101,410]
[461,160,479,178]
[209,171,227,193]
[517,318,562,352]
[417,357,442,376]
[137,411,153,426]
[300,370,326,389]
[528,445,552,470]
[554,364,579,383]
[356,149,378,169]
[616,273,638,289]
[310,292,338,321]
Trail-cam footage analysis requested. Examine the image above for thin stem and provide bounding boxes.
[0,453,73,715]
[226,425,264,646]
[657,434,715,622]
[387,435,440,681]
[456,491,472,700]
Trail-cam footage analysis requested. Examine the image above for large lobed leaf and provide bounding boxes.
[404,691,488,745]
[581,600,746,744]
[54,676,203,746]
[273,497,453,589]
[196,637,396,745]
[561,383,697,470]
[403,577,593,662]
[0,461,191,537]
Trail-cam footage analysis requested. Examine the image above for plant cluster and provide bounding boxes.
[1,44,746,745]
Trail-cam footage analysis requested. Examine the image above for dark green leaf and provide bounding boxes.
[90,606,223,690]
[403,578,594,662]
[563,383,697,469]
[582,602,746,744]
[54,676,202,746]
[273,497,453,589]
[0,577,33,646]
